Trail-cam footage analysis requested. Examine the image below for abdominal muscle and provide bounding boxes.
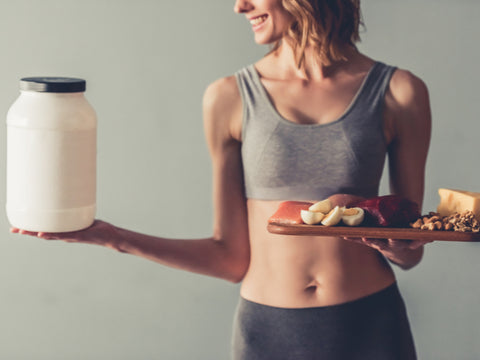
[240,199,396,308]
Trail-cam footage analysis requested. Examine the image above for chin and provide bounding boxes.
[253,34,279,46]
[254,39,272,45]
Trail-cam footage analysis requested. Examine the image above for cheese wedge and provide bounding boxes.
[437,188,480,220]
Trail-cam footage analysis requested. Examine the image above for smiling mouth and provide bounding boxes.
[250,15,268,27]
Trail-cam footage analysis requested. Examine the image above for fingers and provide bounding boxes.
[343,236,363,242]
[363,238,389,250]
[9,222,104,243]
[343,237,388,251]
[10,227,57,240]
[344,236,386,245]
[387,238,432,250]
[343,237,370,246]
[10,227,38,236]
[344,237,430,251]
[387,239,404,248]
[18,229,41,236]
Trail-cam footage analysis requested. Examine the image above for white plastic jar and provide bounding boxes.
[6,77,97,232]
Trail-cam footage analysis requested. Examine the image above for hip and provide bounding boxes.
[232,282,416,360]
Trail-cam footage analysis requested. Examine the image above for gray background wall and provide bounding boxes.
[0,0,478,359]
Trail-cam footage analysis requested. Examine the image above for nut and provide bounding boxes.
[450,211,480,233]
[411,218,423,229]
[420,222,436,231]
[444,222,454,231]
[410,211,479,232]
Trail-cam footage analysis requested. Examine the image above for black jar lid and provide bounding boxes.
[20,77,86,93]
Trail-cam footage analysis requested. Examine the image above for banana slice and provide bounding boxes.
[342,207,365,226]
[309,199,333,213]
[301,210,325,225]
[321,206,344,226]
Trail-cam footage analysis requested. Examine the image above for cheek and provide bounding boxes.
[274,10,293,31]
[274,0,293,22]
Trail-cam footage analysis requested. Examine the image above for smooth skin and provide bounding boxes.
[11,0,431,308]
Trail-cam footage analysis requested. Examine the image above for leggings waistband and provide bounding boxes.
[232,282,416,360]
[240,281,400,312]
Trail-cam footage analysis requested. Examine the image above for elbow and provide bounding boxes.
[211,232,251,283]
[226,258,250,284]
[223,251,250,284]
[228,268,248,284]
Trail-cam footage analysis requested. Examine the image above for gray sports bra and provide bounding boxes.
[235,61,397,201]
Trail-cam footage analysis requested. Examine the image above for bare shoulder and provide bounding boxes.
[384,68,431,140]
[387,68,430,110]
[203,75,243,142]
[203,75,241,111]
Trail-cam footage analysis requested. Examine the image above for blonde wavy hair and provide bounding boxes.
[274,0,363,68]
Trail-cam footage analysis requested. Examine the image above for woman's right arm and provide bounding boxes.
[11,76,251,283]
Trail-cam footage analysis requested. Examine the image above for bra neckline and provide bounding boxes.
[248,61,380,128]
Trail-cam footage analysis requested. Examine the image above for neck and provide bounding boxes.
[272,41,360,80]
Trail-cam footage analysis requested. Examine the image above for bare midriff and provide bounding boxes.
[240,199,396,308]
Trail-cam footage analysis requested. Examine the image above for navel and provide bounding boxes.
[304,279,322,293]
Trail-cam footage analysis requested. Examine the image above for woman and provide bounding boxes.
[12,0,431,359]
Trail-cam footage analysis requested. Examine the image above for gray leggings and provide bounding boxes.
[232,283,416,360]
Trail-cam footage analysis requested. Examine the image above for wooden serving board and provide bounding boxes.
[267,222,480,242]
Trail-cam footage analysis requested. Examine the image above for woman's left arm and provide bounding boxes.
[346,69,432,270]
[378,68,432,269]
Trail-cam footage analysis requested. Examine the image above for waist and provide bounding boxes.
[240,281,401,311]
[240,234,396,308]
